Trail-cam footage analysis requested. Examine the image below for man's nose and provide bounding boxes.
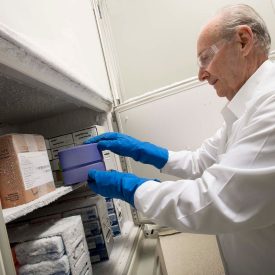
[198,67,209,81]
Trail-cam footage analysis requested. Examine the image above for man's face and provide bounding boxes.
[197,20,247,101]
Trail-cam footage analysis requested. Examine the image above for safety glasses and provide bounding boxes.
[197,39,226,68]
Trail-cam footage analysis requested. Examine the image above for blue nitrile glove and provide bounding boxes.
[84,132,168,169]
[87,169,152,207]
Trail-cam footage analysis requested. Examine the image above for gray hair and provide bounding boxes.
[217,4,271,55]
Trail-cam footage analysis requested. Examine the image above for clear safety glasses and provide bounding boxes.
[197,40,226,69]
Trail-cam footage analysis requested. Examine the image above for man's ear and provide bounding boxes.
[235,25,254,56]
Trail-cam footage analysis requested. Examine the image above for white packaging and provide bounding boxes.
[18,151,54,191]
[73,125,105,145]
[102,151,117,171]
[8,216,93,275]
[12,195,114,262]
[49,134,74,149]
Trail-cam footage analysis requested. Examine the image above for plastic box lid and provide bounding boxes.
[58,143,103,171]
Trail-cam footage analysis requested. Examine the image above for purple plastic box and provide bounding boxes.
[62,161,106,185]
[58,143,103,170]
[58,143,106,185]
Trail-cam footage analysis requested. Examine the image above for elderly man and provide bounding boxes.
[86,4,275,275]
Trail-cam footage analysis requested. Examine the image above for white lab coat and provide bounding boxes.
[134,60,275,275]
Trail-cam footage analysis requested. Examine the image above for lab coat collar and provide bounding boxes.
[221,60,274,125]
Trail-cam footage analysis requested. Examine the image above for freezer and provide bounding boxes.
[0,1,274,275]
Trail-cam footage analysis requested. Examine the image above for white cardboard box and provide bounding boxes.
[49,134,74,149]
[8,216,93,275]
[72,125,105,145]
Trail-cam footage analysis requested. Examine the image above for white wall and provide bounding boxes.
[105,0,275,101]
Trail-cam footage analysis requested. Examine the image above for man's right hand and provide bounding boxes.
[84,132,168,169]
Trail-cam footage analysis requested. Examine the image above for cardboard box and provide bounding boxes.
[49,134,74,149]
[72,125,105,145]
[102,151,117,171]
[0,134,55,208]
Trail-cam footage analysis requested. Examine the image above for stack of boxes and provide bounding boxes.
[57,189,122,262]
[1,126,125,267]
[105,198,122,237]
[47,125,122,239]
[61,195,114,264]
[47,125,117,188]
[9,216,93,275]
[9,192,116,264]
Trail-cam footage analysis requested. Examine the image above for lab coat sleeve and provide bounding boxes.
[134,93,275,234]
[161,126,225,179]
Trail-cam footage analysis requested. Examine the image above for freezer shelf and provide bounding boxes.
[3,183,83,223]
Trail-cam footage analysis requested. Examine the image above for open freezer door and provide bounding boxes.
[114,78,226,225]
